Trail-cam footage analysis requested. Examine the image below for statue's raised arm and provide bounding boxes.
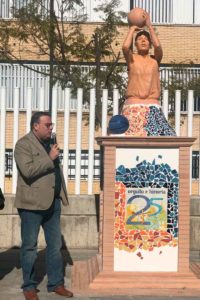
[145,12,163,64]
[120,8,176,137]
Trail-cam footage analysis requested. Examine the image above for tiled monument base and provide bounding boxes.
[71,259,200,296]
[71,137,200,296]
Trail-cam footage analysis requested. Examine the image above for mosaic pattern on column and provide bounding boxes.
[114,157,179,256]
[122,104,176,136]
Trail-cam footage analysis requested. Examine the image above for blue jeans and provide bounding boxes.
[18,198,64,292]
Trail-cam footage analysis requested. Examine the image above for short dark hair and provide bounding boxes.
[135,30,151,46]
[30,111,51,130]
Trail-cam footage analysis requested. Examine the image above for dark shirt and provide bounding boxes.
[53,158,62,199]
[34,133,61,199]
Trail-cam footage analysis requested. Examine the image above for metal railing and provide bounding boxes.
[131,0,173,23]
[0,86,200,196]
[1,0,200,24]
[131,0,200,24]
[1,63,200,112]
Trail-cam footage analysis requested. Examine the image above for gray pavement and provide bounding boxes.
[0,248,200,300]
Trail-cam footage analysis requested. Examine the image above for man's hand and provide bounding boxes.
[49,144,60,161]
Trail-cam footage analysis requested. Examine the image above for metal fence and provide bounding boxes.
[0,86,200,196]
[0,86,120,195]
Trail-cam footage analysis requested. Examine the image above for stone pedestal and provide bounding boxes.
[71,137,200,296]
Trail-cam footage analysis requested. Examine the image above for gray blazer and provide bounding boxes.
[14,131,68,210]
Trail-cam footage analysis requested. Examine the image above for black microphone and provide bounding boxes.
[50,133,60,165]
[50,132,57,145]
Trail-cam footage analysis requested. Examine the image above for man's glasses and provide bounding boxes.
[39,123,54,129]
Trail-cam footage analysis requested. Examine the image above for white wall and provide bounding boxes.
[87,0,129,22]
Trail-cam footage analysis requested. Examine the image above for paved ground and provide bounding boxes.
[0,248,200,300]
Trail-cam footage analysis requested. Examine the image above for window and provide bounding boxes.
[59,150,101,180]
[6,149,101,180]
[5,149,13,177]
[192,151,200,179]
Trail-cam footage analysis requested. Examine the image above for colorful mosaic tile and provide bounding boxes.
[114,158,179,254]
[122,104,176,136]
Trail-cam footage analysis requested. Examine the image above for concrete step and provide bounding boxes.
[0,194,99,249]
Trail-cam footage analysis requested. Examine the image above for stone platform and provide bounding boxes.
[71,255,200,297]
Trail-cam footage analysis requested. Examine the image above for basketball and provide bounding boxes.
[108,115,129,134]
[127,7,146,27]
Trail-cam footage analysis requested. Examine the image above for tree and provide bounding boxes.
[0,0,127,124]
[0,0,87,85]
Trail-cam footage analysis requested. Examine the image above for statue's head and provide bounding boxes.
[135,30,152,53]
[135,30,151,45]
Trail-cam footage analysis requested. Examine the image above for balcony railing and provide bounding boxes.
[0,63,200,112]
[0,0,200,24]
[131,0,200,24]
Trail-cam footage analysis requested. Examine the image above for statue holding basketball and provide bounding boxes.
[120,8,176,136]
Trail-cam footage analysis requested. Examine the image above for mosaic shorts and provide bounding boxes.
[122,104,176,137]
